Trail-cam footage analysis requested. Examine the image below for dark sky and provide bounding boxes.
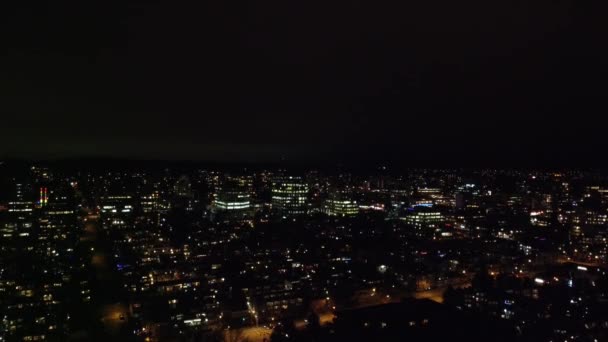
[1,1,607,166]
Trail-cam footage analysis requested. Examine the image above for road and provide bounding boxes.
[350,278,472,308]
[83,216,130,339]
[556,256,602,268]
[412,288,446,303]
[224,326,272,342]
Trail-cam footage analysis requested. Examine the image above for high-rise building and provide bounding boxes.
[174,175,192,198]
[2,200,34,239]
[38,186,49,207]
[401,206,444,238]
[30,166,52,183]
[214,180,251,217]
[324,191,358,217]
[272,176,309,216]
[1,183,35,239]
[140,191,170,214]
[100,195,134,229]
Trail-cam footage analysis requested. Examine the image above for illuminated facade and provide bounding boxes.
[174,175,192,197]
[2,201,34,239]
[272,176,309,216]
[402,206,444,237]
[324,192,358,217]
[100,195,134,229]
[214,181,251,211]
[140,191,169,214]
[38,186,48,207]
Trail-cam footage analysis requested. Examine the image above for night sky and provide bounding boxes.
[1,1,607,166]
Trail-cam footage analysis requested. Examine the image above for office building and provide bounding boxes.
[272,176,309,216]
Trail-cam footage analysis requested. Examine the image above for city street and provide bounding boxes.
[224,326,272,342]
[84,215,130,339]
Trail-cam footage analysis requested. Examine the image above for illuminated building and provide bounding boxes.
[14,182,29,201]
[30,166,52,183]
[417,187,442,196]
[6,201,34,213]
[215,183,251,211]
[586,186,608,204]
[227,175,254,193]
[38,186,49,207]
[174,175,192,198]
[243,282,304,322]
[38,203,75,237]
[140,192,159,213]
[402,207,443,229]
[455,184,477,210]
[530,211,550,227]
[100,195,134,229]
[324,192,358,217]
[0,178,77,341]
[272,176,309,216]
[401,206,444,238]
[1,201,34,239]
[140,191,169,214]
[172,175,197,211]
[213,180,252,222]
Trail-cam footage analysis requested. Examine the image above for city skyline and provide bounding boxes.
[2,2,608,341]
[2,163,608,341]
